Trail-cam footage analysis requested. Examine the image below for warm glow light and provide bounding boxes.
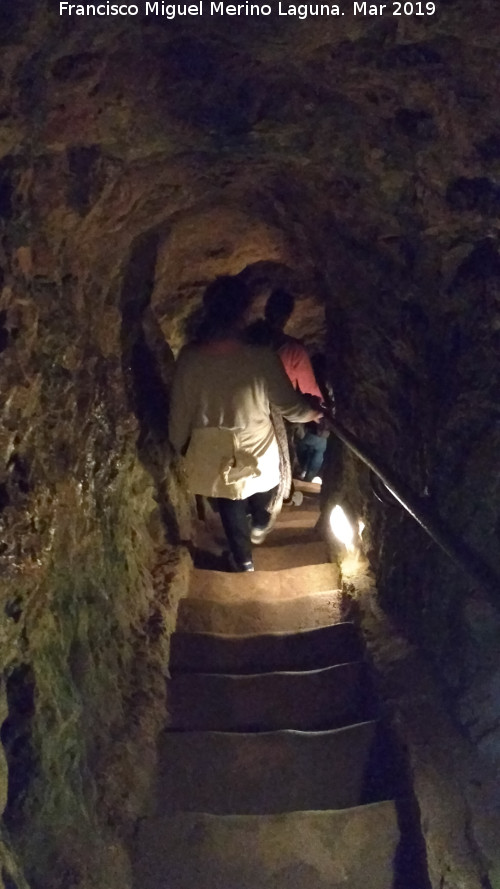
[329,505,354,551]
[358,520,365,536]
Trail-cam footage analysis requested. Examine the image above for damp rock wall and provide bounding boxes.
[0,1,500,886]
[0,118,195,889]
[324,235,500,733]
[0,233,192,889]
[322,230,500,889]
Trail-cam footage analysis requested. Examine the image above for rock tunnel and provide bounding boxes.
[0,2,500,887]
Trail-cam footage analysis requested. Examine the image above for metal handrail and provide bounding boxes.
[326,414,500,600]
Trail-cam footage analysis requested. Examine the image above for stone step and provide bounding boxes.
[167,662,372,732]
[263,533,320,550]
[187,562,340,602]
[262,524,320,547]
[252,540,329,571]
[133,802,399,889]
[170,622,362,675]
[156,721,378,815]
[177,589,347,635]
[294,479,322,494]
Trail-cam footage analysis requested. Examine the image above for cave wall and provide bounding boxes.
[0,1,499,886]
[314,99,500,889]
[312,90,500,801]
[0,169,195,887]
[322,233,500,887]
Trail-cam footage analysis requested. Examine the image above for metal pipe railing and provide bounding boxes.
[326,414,500,600]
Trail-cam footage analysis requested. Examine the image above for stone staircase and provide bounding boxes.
[132,494,407,889]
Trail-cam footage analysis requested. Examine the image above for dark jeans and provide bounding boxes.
[297,432,327,481]
[215,487,277,567]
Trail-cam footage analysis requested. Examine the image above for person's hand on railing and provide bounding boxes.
[323,382,336,416]
[302,394,326,423]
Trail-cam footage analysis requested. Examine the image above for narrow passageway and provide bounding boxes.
[2,5,500,887]
[132,483,426,888]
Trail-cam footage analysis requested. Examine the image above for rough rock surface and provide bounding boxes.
[341,555,500,889]
[0,1,499,887]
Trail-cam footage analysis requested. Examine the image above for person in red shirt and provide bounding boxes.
[278,337,324,399]
[245,288,323,399]
[245,289,325,502]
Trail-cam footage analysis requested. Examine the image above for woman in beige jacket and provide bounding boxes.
[169,276,322,572]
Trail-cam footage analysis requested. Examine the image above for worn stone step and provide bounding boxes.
[156,721,377,815]
[187,562,340,602]
[170,622,362,675]
[252,541,329,571]
[294,479,322,494]
[273,496,319,529]
[261,524,321,547]
[177,590,347,635]
[133,802,399,889]
[167,662,372,731]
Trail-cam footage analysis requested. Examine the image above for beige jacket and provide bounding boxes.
[169,342,314,499]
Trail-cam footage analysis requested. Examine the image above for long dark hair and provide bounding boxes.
[185,276,252,344]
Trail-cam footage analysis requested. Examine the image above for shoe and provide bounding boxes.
[237,560,255,572]
[250,516,277,545]
[291,490,303,506]
[250,526,268,545]
[225,553,255,573]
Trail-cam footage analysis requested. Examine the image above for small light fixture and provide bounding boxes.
[329,505,354,552]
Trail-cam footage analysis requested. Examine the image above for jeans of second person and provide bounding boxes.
[216,487,277,567]
[297,432,327,481]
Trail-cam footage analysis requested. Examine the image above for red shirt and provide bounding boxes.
[278,338,323,399]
